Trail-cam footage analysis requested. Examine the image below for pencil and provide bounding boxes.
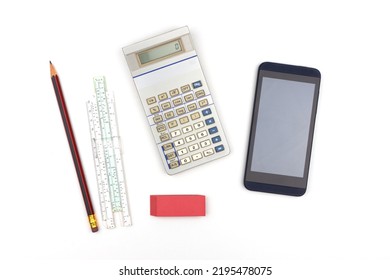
[50,61,98,232]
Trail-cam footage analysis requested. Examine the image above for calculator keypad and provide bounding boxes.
[145,80,228,173]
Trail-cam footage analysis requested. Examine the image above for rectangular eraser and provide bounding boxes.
[150,195,206,217]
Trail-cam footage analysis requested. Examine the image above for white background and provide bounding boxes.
[1,0,389,279]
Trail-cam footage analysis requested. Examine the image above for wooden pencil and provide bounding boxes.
[50,61,98,232]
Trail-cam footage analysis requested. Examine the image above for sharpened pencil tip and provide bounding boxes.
[50,61,57,77]
[50,60,52,64]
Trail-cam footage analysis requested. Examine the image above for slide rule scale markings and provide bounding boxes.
[87,76,131,229]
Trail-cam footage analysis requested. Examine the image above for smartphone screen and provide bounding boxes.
[244,62,321,196]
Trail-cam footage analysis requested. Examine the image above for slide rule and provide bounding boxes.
[87,76,131,229]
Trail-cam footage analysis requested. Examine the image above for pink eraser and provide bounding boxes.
[150,195,206,217]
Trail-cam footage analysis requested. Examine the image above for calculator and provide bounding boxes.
[122,26,230,175]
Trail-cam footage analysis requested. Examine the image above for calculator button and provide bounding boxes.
[202,108,212,116]
[161,102,172,111]
[208,126,218,134]
[171,129,182,138]
[172,129,182,138]
[192,153,203,161]
[153,115,163,124]
[177,148,188,156]
[190,112,201,120]
[158,92,168,101]
[212,135,221,143]
[205,117,215,125]
[192,152,203,161]
[156,124,166,133]
[203,148,214,157]
[197,130,208,139]
[164,111,175,119]
[150,105,160,114]
[180,157,191,165]
[169,161,179,169]
[169,88,180,97]
[192,80,202,89]
[185,134,196,143]
[172,98,183,106]
[162,143,174,151]
[179,116,189,124]
[146,96,157,105]
[184,94,194,102]
[188,143,199,152]
[215,145,225,153]
[165,151,177,160]
[181,84,191,93]
[168,120,178,128]
[176,107,186,115]
[194,121,205,129]
[182,125,193,134]
[200,139,211,148]
[187,103,197,112]
[198,99,209,107]
[160,133,170,142]
[195,90,206,98]
[174,138,185,147]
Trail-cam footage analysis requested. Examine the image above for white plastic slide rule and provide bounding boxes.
[87,76,131,229]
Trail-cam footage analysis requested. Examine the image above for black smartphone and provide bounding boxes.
[244,62,321,196]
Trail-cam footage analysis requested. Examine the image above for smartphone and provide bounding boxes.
[244,62,321,196]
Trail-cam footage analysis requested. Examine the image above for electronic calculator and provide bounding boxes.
[122,26,230,175]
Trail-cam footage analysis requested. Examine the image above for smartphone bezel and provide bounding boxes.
[244,62,321,196]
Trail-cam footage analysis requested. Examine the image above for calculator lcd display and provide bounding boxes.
[138,39,182,65]
[244,62,320,196]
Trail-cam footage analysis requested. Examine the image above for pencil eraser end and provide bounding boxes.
[150,195,206,217]
[91,226,99,233]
